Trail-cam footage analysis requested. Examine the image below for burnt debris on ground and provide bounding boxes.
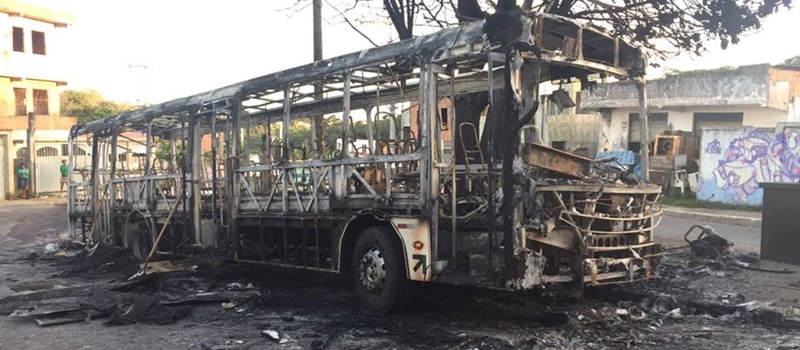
[2,228,799,349]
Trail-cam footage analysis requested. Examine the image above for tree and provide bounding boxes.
[783,55,800,67]
[60,90,135,124]
[290,0,792,58]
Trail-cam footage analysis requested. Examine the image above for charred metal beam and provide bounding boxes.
[522,143,592,178]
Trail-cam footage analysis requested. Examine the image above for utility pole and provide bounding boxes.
[312,0,325,153]
[27,111,35,195]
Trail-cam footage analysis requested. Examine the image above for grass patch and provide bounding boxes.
[660,193,761,212]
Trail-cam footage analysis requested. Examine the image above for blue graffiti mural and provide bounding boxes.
[700,126,800,205]
[704,139,721,154]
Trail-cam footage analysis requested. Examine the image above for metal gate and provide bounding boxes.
[35,145,63,193]
[0,136,6,198]
[13,147,27,193]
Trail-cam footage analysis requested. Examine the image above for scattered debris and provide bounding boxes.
[35,311,88,327]
[666,308,683,319]
[751,306,800,329]
[37,240,88,259]
[684,225,733,260]
[200,340,259,350]
[0,279,147,304]
[262,329,280,341]
[140,259,194,275]
[161,290,262,306]
[107,296,192,325]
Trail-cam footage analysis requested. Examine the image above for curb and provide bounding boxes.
[662,208,762,228]
[0,198,67,207]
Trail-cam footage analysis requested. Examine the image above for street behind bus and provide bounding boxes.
[0,200,798,350]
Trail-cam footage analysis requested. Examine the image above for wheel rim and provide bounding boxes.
[359,247,386,294]
[132,222,152,261]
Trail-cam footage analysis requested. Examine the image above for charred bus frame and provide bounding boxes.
[68,11,662,313]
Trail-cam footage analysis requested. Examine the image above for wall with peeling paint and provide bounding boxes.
[698,123,800,206]
[546,113,601,157]
[582,65,800,111]
[602,106,790,152]
[583,65,800,112]
[598,110,628,152]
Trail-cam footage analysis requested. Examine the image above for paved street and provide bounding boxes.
[656,216,761,252]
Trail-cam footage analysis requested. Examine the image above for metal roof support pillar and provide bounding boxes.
[420,63,442,262]
[144,120,154,215]
[637,81,649,182]
[90,135,100,243]
[187,109,202,246]
[108,128,118,245]
[228,97,242,257]
[282,87,291,211]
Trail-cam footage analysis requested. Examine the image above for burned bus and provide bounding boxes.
[68,11,662,313]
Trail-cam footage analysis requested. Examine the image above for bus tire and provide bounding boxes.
[351,226,408,314]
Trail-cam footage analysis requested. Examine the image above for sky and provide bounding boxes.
[32,0,800,105]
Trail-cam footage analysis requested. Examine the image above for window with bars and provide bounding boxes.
[14,88,27,116]
[33,89,48,115]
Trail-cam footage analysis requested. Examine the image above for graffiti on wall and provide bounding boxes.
[699,125,800,205]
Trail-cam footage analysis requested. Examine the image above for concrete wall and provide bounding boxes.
[603,105,790,150]
[0,10,69,82]
[583,65,800,112]
[583,65,773,109]
[546,113,600,157]
[0,78,63,118]
[769,67,800,110]
[790,99,800,123]
[697,123,800,206]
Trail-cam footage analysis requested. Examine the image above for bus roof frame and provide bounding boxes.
[72,12,644,138]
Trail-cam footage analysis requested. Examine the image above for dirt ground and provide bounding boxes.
[1,201,799,350]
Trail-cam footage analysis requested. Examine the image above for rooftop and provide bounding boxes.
[0,0,74,27]
[581,64,800,111]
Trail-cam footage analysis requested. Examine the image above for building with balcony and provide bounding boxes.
[0,1,74,198]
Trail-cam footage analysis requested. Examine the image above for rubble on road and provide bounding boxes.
[2,237,799,349]
[106,295,192,325]
[2,243,265,329]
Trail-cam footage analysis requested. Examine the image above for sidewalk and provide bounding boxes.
[0,195,67,207]
[662,205,762,228]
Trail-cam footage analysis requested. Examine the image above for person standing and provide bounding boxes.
[17,163,30,199]
[59,159,69,192]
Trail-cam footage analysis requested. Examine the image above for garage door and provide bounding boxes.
[628,113,669,143]
[694,112,743,136]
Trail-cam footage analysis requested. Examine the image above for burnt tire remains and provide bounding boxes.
[352,226,408,314]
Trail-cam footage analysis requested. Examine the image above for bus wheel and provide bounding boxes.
[352,226,407,314]
[124,210,153,262]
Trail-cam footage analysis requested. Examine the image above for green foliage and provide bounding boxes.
[153,141,186,171]
[313,0,792,59]
[243,115,399,160]
[60,90,136,124]
[782,55,800,67]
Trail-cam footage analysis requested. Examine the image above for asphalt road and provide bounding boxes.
[656,216,761,252]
